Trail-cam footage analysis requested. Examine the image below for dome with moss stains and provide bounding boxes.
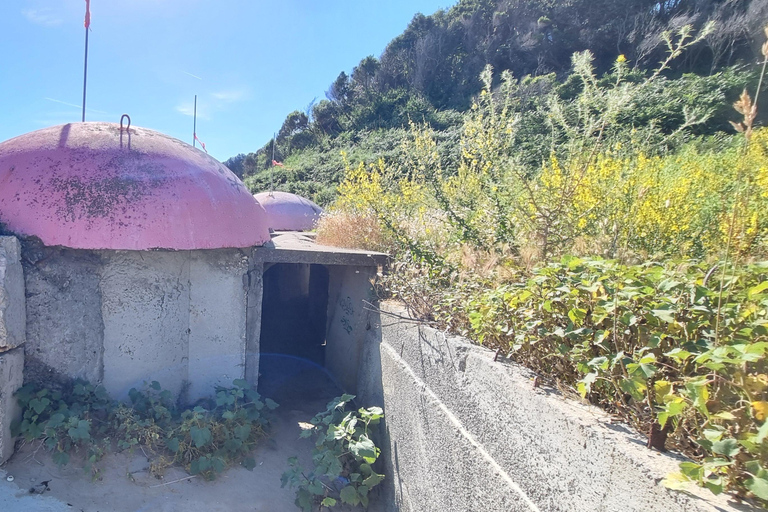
[0,122,271,250]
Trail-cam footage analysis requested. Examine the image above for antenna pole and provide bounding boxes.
[81,22,89,121]
[270,133,276,193]
[193,95,197,147]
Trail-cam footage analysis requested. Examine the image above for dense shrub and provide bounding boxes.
[327,25,768,504]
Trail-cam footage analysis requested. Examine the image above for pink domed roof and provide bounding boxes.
[0,122,271,250]
[254,191,323,231]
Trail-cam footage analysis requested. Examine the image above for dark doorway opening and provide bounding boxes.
[258,263,331,400]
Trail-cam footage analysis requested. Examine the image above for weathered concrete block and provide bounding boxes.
[0,236,25,352]
[0,346,23,464]
[325,266,376,394]
[22,245,103,385]
[188,250,249,400]
[245,259,264,386]
[100,251,191,400]
[361,303,744,512]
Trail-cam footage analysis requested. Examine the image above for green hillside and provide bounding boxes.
[224,0,767,204]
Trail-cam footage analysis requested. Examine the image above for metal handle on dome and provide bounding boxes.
[120,114,131,132]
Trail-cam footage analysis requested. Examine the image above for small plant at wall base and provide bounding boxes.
[281,394,385,511]
[12,378,278,481]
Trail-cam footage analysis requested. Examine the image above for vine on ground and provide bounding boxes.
[281,394,385,511]
[12,378,278,480]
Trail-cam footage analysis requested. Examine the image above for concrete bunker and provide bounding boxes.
[0,124,387,469]
[0,122,736,512]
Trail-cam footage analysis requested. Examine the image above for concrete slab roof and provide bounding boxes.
[0,123,271,250]
[253,231,388,267]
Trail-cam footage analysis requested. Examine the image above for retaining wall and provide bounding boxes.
[359,302,751,512]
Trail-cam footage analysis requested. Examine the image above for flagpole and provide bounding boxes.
[270,133,276,194]
[81,3,90,122]
[193,95,197,147]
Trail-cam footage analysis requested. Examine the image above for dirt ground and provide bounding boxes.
[1,356,381,512]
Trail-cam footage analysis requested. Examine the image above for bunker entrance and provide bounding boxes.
[258,263,331,400]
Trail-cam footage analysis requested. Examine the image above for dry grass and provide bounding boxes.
[315,211,395,253]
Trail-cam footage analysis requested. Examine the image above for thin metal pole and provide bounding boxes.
[270,133,276,193]
[193,95,197,147]
[81,27,89,122]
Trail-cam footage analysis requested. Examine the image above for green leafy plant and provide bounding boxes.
[13,379,278,481]
[281,394,385,511]
[12,380,113,473]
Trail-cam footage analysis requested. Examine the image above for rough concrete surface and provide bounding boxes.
[0,237,25,352]
[0,347,23,464]
[325,266,376,394]
[21,244,254,402]
[254,231,388,267]
[188,250,249,400]
[359,302,755,512]
[22,244,105,385]
[99,251,192,400]
[245,260,264,385]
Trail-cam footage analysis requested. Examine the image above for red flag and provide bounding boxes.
[272,160,284,167]
[194,133,207,154]
[84,0,91,29]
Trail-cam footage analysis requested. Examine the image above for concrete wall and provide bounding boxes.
[0,237,25,353]
[359,303,747,512]
[0,236,25,464]
[325,265,376,394]
[0,347,23,464]
[244,260,264,385]
[21,243,250,402]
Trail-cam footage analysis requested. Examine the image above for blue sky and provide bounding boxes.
[0,0,451,161]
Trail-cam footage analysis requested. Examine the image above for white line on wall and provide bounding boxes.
[381,340,542,512]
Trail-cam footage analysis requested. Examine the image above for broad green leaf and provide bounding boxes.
[234,424,251,441]
[321,497,337,507]
[47,412,65,429]
[166,437,180,453]
[756,417,768,444]
[67,419,90,441]
[363,471,385,488]
[746,476,768,500]
[712,438,740,458]
[568,308,587,325]
[339,485,360,506]
[52,450,70,467]
[190,426,212,447]
[711,411,736,421]
[30,397,51,415]
[296,488,313,512]
[307,479,324,496]
[211,456,226,474]
[232,378,249,389]
[350,435,378,463]
[748,281,768,299]
[664,348,692,361]
[652,309,676,323]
